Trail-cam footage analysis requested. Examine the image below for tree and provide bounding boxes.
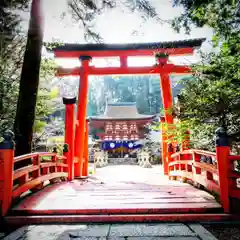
[178,50,240,150]
[0,1,29,134]
[0,35,25,133]
[171,0,240,151]
[172,0,240,40]
[14,0,43,156]
[0,0,29,47]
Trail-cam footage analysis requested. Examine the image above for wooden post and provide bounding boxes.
[157,56,173,125]
[82,119,89,177]
[215,127,230,213]
[63,97,76,181]
[182,130,190,151]
[74,56,91,178]
[167,143,174,172]
[157,56,174,176]
[161,118,168,175]
[0,130,14,216]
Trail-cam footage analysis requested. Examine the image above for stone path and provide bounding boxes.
[2,223,218,240]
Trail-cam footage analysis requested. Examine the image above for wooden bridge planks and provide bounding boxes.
[11,179,222,215]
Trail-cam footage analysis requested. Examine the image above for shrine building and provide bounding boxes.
[89,102,156,157]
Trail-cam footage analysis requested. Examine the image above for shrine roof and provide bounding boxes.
[48,38,206,57]
[89,102,155,121]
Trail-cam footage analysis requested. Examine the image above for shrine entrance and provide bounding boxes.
[2,39,236,223]
[51,38,205,179]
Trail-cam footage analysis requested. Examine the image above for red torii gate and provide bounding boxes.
[51,38,205,179]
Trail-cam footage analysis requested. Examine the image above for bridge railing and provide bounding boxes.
[169,147,240,213]
[169,149,219,193]
[0,132,69,216]
[13,152,68,199]
[228,155,240,201]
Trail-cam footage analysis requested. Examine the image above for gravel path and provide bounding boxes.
[204,224,240,240]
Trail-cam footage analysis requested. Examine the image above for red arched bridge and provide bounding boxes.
[1,39,240,226]
[1,130,240,226]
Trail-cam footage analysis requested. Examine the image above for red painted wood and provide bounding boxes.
[74,59,90,178]
[171,150,216,159]
[0,148,14,216]
[14,153,39,163]
[168,160,192,167]
[229,171,240,179]
[12,177,222,216]
[56,163,68,168]
[230,189,240,198]
[54,48,195,58]
[194,162,218,174]
[216,146,230,213]
[12,172,68,199]
[169,149,221,201]
[159,72,173,125]
[14,152,66,163]
[56,65,191,77]
[82,120,89,177]
[12,152,69,202]
[5,213,232,226]
[13,165,39,180]
[64,103,75,181]
[40,162,57,168]
[229,155,240,161]
[161,119,168,175]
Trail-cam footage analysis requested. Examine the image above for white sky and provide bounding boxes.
[40,0,213,43]
[20,0,214,67]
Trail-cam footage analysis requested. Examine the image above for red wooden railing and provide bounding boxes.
[0,149,68,216]
[169,149,240,213]
[228,155,240,199]
[170,149,219,193]
[13,152,68,199]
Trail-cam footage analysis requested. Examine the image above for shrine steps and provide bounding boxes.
[6,204,231,226]
[4,213,235,227]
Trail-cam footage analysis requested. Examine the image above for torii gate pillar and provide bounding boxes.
[74,56,91,178]
[157,56,174,175]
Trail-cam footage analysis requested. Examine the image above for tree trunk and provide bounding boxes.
[14,0,43,158]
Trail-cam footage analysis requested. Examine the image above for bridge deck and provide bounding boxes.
[11,165,222,215]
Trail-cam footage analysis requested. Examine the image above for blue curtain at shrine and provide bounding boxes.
[101,140,142,150]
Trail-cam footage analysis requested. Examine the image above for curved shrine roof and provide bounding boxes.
[89,103,155,121]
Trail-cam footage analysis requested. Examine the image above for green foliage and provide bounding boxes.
[171,0,240,151]
[33,59,59,134]
[172,0,240,41]
[178,50,240,150]
[0,1,31,134]
[0,35,25,133]
[0,0,29,48]
[87,75,184,117]
[0,34,58,135]
[0,1,30,135]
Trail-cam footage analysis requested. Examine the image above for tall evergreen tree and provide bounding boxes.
[14,0,43,156]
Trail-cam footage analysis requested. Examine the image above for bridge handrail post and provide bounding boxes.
[167,143,174,173]
[215,127,230,213]
[0,130,15,216]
